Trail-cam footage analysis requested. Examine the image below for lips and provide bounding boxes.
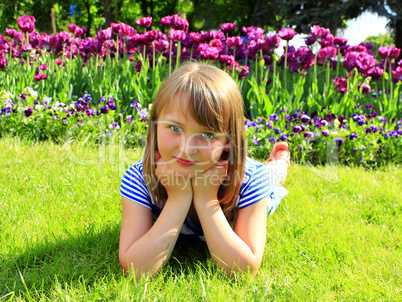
[175,157,197,167]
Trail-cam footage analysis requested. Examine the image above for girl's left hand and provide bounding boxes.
[192,159,228,200]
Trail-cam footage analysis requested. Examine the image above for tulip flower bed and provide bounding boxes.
[1,14,402,167]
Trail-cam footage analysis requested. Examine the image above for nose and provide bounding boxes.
[179,134,198,156]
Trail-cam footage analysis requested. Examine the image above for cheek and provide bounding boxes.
[157,128,180,154]
[205,141,226,161]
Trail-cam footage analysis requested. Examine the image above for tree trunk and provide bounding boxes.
[86,0,92,37]
[103,0,113,28]
[50,7,56,34]
[395,16,402,62]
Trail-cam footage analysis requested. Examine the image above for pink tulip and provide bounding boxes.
[239,65,249,79]
[153,39,169,53]
[17,15,36,33]
[168,29,186,41]
[219,54,236,67]
[34,73,47,81]
[96,28,112,42]
[111,23,121,34]
[5,28,17,38]
[334,76,347,94]
[119,23,136,39]
[226,36,243,49]
[357,83,371,94]
[262,35,280,52]
[318,46,338,62]
[0,54,7,68]
[198,43,219,60]
[278,27,296,41]
[221,23,235,32]
[392,66,402,83]
[378,46,401,60]
[310,25,330,39]
[135,17,153,28]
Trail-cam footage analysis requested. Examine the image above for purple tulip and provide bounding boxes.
[378,46,401,60]
[304,36,316,46]
[221,23,235,32]
[310,25,330,39]
[17,15,36,33]
[135,17,153,28]
[334,36,348,46]
[295,46,315,70]
[278,27,296,41]
[366,67,383,81]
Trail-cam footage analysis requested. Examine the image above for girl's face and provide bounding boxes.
[156,95,229,178]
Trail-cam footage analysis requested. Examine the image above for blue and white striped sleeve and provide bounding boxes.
[238,158,288,215]
[120,159,153,210]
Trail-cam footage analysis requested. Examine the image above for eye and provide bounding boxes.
[170,124,182,132]
[200,132,215,139]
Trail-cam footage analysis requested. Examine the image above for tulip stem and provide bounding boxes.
[169,40,172,75]
[176,41,181,71]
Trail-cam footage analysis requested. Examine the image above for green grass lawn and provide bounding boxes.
[1,137,401,301]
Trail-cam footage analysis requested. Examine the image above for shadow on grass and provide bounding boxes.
[1,224,210,299]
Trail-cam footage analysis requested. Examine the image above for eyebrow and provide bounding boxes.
[160,118,216,132]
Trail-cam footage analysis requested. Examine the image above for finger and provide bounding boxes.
[154,150,161,162]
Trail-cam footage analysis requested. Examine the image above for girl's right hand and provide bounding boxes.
[154,151,193,199]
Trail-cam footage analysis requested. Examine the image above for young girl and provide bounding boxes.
[119,62,290,280]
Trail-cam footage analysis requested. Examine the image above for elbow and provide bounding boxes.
[212,255,262,278]
[118,250,162,282]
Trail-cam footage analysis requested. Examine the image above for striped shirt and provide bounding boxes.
[120,157,288,243]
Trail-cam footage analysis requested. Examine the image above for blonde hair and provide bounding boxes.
[143,62,246,220]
